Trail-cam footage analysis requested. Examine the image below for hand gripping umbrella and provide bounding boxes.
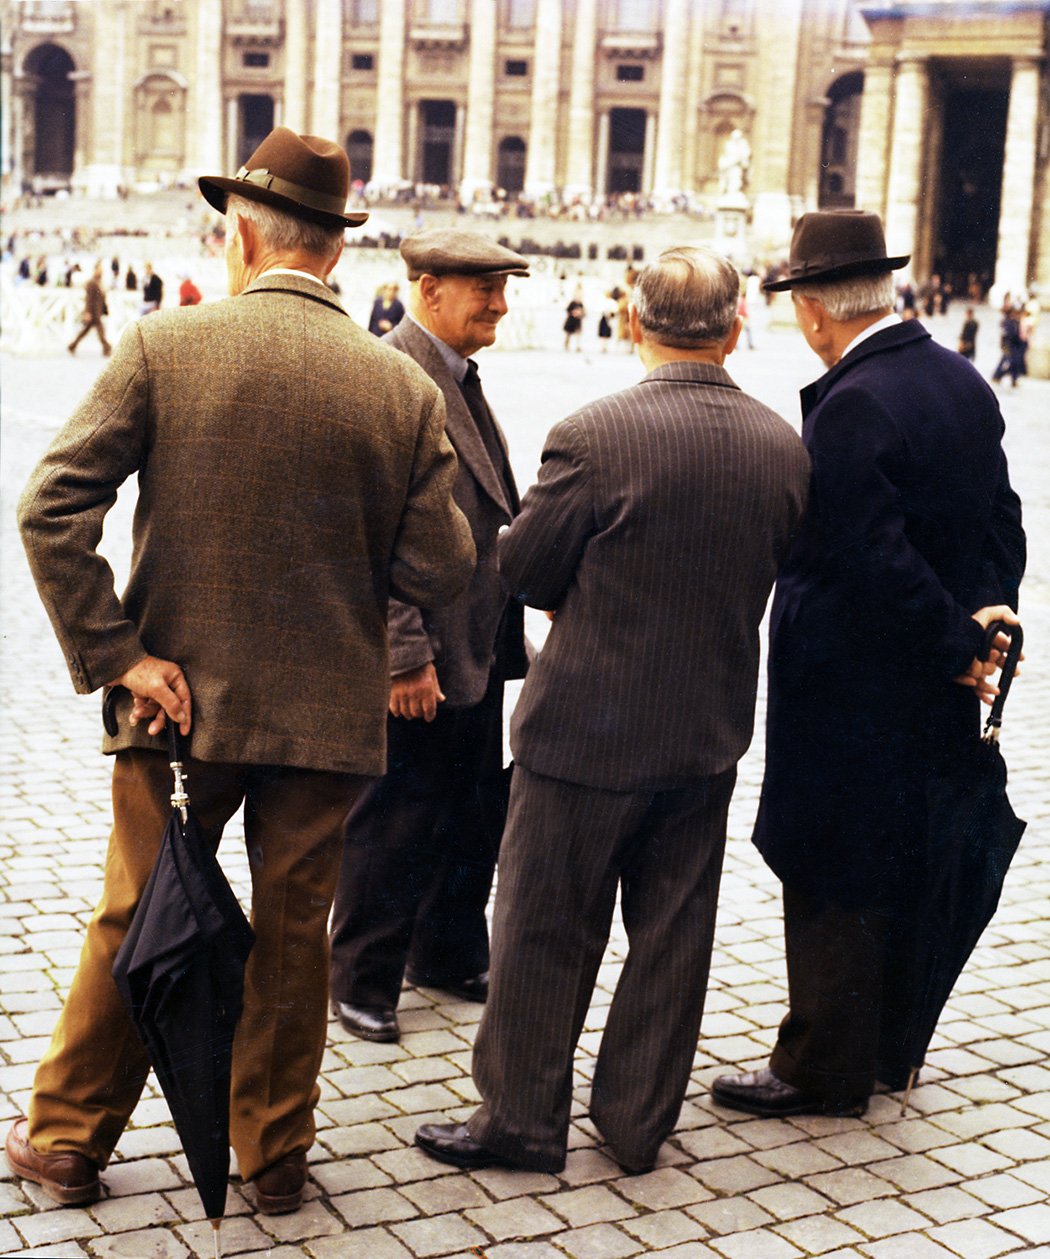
[111,721,255,1256]
[891,621,1026,1113]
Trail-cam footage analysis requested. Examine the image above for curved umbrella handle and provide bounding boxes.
[981,619,1023,742]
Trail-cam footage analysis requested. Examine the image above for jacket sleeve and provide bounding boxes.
[388,387,476,610]
[387,597,435,676]
[17,327,151,693]
[973,447,1026,613]
[498,418,594,611]
[807,386,986,678]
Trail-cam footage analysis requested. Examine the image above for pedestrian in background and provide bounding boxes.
[6,127,474,1217]
[958,306,979,360]
[415,246,810,1176]
[991,305,1025,387]
[367,281,406,335]
[140,262,163,315]
[67,262,111,357]
[713,210,1024,1121]
[330,230,530,1046]
[178,274,202,306]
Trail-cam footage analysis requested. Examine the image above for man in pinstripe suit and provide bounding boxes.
[415,247,812,1175]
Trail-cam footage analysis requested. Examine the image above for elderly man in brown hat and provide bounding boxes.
[711,210,1025,1118]
[6,128,474,1214]
[329,229,530,1044]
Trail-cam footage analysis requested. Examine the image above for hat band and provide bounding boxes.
[235,166,348,217]
[797,251,890,274]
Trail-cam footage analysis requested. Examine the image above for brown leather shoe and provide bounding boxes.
[5,1118,101,1206]
[252,1150,307,1215]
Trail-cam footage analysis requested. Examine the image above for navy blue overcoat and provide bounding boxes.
[752,320,1026,907]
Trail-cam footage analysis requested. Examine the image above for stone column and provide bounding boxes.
[681,5,707,194]
[563,0,598,197]
[651,0,689,201]
[460,0,496,202]
[994,55,1042,296]
[594,108,610,198]
[226,96,238,174]
[372,0,406,188]
[187,0,223,181]
[855,58,894,217]
[312,0,343,143]
[524,0,562,198]
[750,0,803,245]
[69,72,92,187]
[80,0,129,196]
[11,73,32,195]
[883,53,929,276]
[453,101,466,190]
[283,0,309,131]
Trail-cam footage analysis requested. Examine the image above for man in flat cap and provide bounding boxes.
[329,229,529,1043]
[7,129,474,1214]
[712,210,1025,1118]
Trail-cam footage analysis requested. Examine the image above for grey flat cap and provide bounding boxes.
[400,229,530,280]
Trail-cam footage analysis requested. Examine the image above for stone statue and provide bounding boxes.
[718,128,751,197]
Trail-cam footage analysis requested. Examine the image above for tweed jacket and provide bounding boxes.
[499,360,811,792]
[382,316,527,707]
[752,320,1026,905]
[18,272,475,776]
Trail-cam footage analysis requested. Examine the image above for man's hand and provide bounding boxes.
[112,655,192,736]
[389,663,444,722]
[952,605,1022,706]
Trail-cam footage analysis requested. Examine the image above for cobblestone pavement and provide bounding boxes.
[1,308,1048,1259]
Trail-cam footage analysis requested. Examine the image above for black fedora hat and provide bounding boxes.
[199,127,368,229]
[763,210,909,291]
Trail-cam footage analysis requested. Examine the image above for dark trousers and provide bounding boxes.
[770,882,915,1101]
[329,678,508,1009]
[69,315,111,354]
[468,764,736,1173]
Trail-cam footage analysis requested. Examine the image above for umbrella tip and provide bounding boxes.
[209,1218,222,1259]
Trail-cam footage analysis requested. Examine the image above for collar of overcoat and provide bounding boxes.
[239,270,349,316]
[800,318,931,417]
[384,316,515,518]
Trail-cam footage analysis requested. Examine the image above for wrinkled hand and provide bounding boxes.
[952,605,1022,706]
[389,663,444,722]
[112,655,192,736]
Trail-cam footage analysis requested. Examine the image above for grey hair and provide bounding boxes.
[632,247,740,348]
[225,192,344,260]
[791,272,896,321]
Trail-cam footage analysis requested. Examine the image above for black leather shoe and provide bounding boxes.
[333,1000,400,1042]
[405,969,489,1003]
[415,1122,514,1170]
[711,1068,867,1118]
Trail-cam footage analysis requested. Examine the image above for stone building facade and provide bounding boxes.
[3,0,1049,292]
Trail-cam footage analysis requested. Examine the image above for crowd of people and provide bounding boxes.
[4,129,1026,1222]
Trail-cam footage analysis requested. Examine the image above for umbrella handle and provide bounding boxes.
[168,723,190,821]
[981,620,1024,742]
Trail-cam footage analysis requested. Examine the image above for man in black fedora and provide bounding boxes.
[711,210,1026,1117]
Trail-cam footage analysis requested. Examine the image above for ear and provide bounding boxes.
[234,213,254,266]
[323,236,344,279]
[628,303,643,345]
[796,292,823,333]
[418,273,441,311]
[723,314,743,357]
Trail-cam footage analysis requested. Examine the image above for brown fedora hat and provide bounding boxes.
[199,127,368,229]
[763,210,909,291]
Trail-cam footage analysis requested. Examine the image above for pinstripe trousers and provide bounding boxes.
[467,764,736,1173]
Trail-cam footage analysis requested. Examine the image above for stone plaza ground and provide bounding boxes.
[1,300,1048,1258]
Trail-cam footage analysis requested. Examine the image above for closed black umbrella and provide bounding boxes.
[886,622,1025,1111]
[111,721,254,1251]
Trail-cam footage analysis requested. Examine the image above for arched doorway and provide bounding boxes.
[819,72,863,209]
[496,136,526,194]
[24,43,75,185]
[607,107,646,194]
[347,129,373,184]
[135,73,187,177]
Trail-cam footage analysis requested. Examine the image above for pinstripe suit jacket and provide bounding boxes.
[499,360,810,792]
[18,272,475,776]
[382,316,527,706]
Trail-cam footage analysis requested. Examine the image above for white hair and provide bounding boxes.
[225,192,344,260]
[792,272,896,321]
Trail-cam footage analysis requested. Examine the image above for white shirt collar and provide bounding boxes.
[258,267,331,290]
[839,312,902,362]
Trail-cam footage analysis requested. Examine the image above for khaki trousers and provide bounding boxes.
[28,749,364,1181]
